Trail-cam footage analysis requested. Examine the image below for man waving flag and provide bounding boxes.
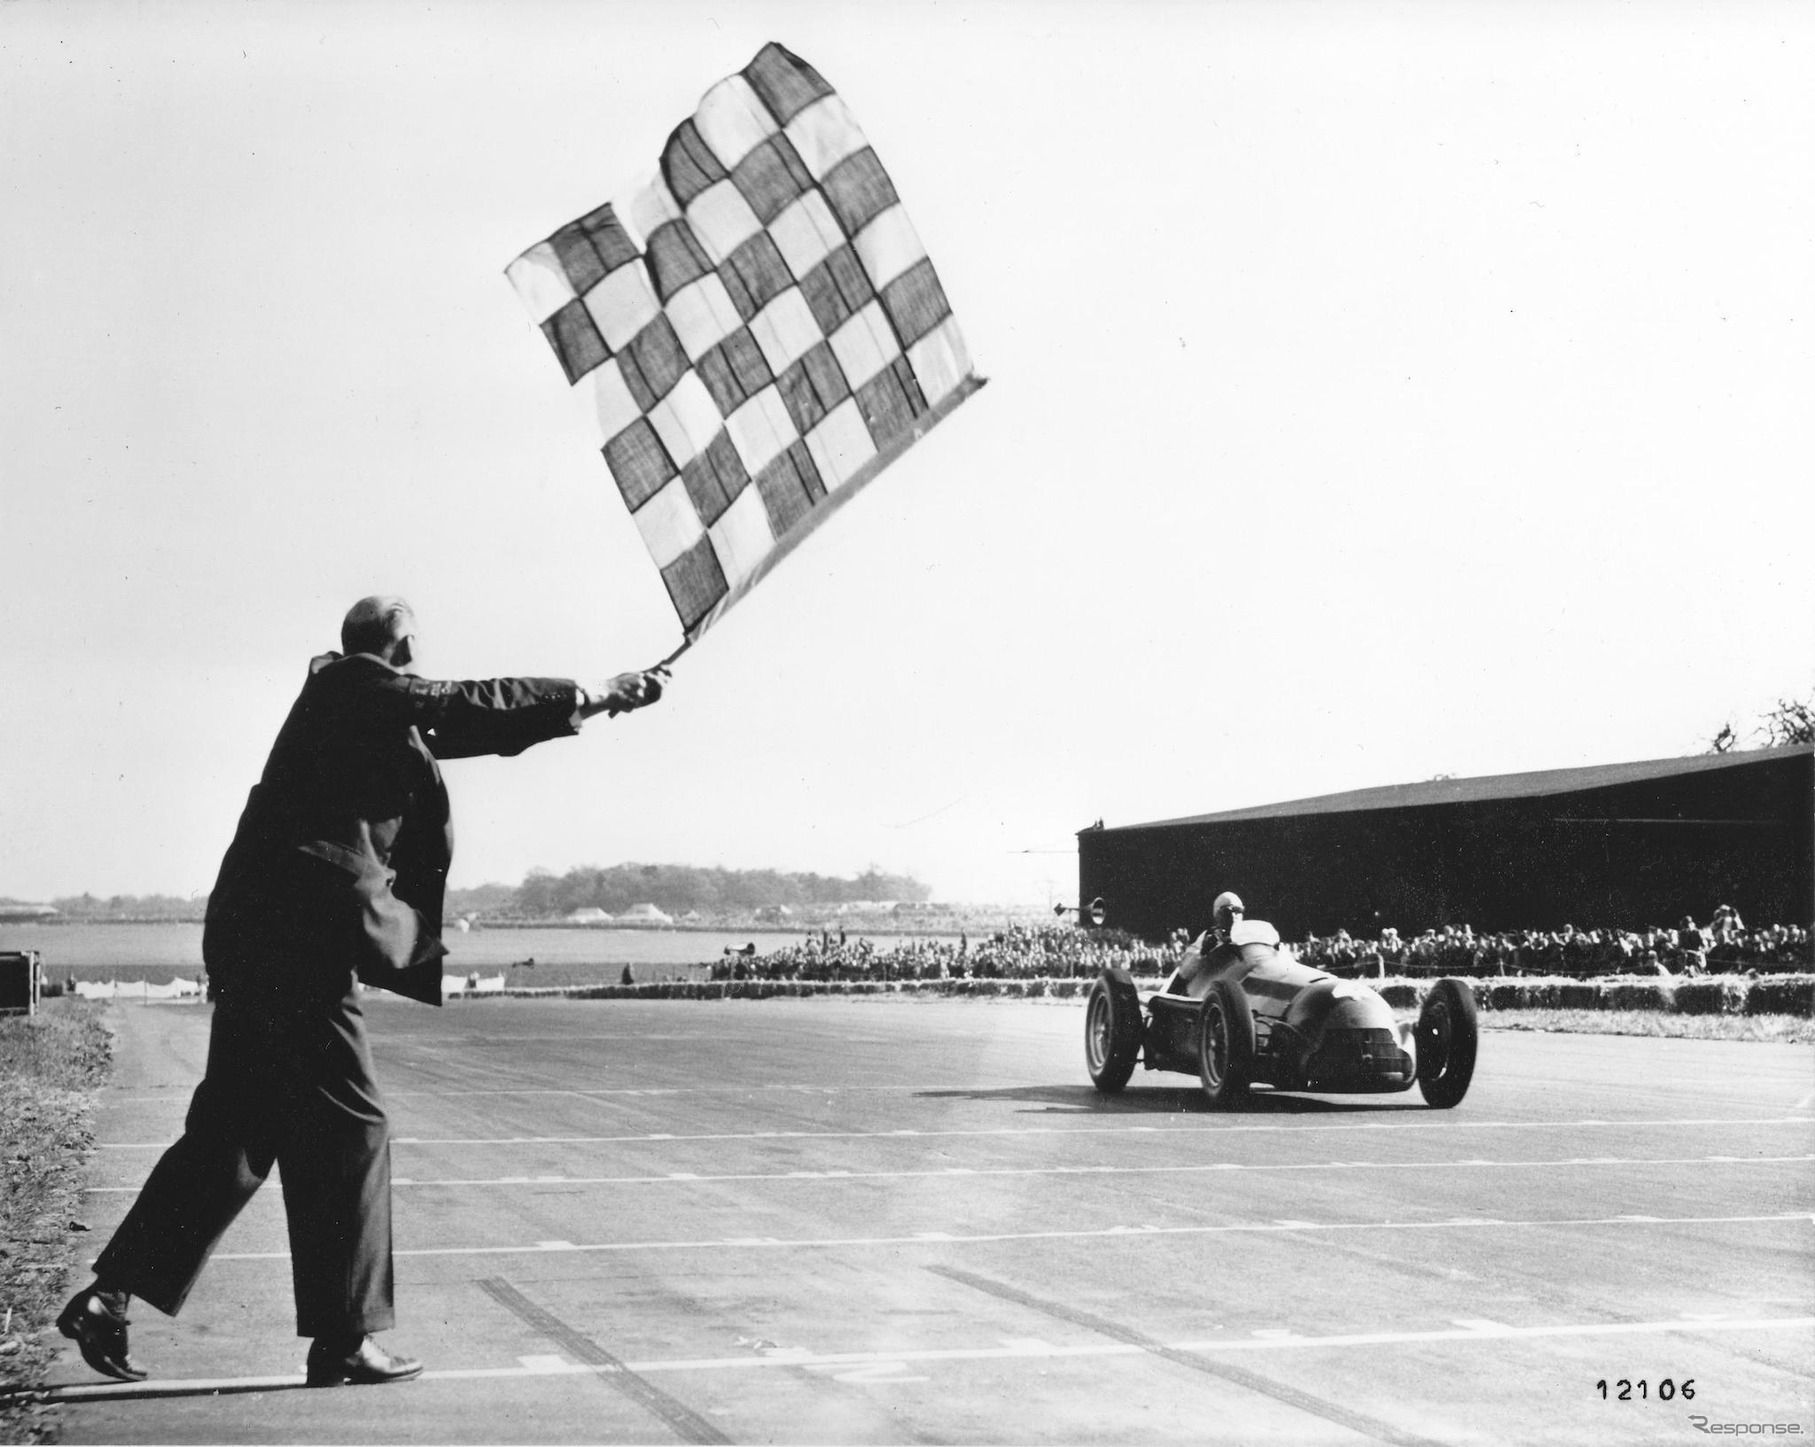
[507,43,983,651]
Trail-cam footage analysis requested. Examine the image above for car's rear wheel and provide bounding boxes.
[1198,978,1253,1108]
[1416,978,1479,1109]
[1085,970,1143,1093]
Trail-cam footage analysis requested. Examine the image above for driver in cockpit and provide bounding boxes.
[1173,890,1245,993]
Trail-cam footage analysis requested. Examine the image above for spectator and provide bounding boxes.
[1678,916,1709,975]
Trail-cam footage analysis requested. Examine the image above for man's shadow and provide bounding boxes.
[29,1375,310,1405]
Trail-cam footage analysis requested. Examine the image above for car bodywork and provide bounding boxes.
[1085,920,1477,1108]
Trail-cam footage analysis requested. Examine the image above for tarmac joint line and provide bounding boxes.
[474,1277,731,1446]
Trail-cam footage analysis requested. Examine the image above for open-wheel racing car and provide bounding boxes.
[1084,920,1478,1108]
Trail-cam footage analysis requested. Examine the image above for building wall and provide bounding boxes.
[1078,750,1812,940]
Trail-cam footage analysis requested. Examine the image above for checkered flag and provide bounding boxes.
[507,43,983,649]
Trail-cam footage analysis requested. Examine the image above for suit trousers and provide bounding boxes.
[93,972,395,1338]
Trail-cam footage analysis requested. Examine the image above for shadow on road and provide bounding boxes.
[913,1084,1432,1115]
[28,1376,309,1406]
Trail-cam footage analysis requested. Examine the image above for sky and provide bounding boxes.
[2,0,1810,907]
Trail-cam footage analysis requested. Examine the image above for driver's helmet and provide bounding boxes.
[1212,891,1244,935]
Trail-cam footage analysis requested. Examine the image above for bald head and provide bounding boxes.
[341,595,417,662]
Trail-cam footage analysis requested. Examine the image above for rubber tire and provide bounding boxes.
[1416,977,1479,1109]
[1084,970,1143,1094]
[1198,977,1254,1108]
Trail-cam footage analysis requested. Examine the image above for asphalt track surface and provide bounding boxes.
[45,995,1814,1445]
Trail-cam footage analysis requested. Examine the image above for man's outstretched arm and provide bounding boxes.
[412,667,668,758]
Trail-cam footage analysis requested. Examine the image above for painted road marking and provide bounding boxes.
[95,1115,1815,1150]
[811,1360,929,1385]
[190,1211,1814,1264]
[80,1151,1815,1193]
[35,1314,1815,1404]
[96,1069,1815,1100]
[518,1355,569,1373]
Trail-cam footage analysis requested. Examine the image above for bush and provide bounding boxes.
[1673,978,1746,1015]
[1742,976,1815,1016]
[1476,980,1530,1011]
[1602,980,1673,1012]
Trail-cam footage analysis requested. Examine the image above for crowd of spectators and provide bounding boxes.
[707,925,1184,983]
[1296,907,1809,979]
[710,906,1808,985]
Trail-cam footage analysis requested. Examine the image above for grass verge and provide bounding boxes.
[0,1000,113,1443]
[1473,1008,1815,1044]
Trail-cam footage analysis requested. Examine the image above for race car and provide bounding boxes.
[1084,919,1478,1108]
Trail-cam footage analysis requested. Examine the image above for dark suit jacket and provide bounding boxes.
[204,652,582,1006]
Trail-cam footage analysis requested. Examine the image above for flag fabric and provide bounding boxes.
[507,43,982,646]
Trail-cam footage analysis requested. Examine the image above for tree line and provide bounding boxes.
[32,867,935,921]
[503,864,932,919]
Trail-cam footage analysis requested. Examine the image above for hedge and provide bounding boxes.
[445,972,1814,1016]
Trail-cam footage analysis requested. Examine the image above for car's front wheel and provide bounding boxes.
[1416,977,1479,1109]
[1085,970,1143,1093]
[1198,978,1253,1108]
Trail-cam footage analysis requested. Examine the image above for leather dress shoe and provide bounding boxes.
[305,1335,424,1387]
[57,1286,149,1382]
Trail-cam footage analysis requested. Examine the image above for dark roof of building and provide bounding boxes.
[1093,743,1811,833]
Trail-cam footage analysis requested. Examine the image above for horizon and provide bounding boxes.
[7,735,1807,907]
[4,2,1810,907]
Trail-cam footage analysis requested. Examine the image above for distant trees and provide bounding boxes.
[51,892,201,920]
[1760,694,1815,747]
[1709,684,1815,753]
[43,868,935,923]
[468,864,933,920]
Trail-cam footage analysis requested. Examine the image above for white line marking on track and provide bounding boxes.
[39,1315,1815,1401]
[1451,1319,1515,1335]
[518,1355,569,1373]
[197,1212,1815,1263]
[813,1360,929,1384]
[79,1151,1815,1193]
[94,1115,1815,1151]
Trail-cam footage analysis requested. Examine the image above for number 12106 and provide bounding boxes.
[1597,1379,1694,1401]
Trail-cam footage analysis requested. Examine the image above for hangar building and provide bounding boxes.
[1077,744,1812,941]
